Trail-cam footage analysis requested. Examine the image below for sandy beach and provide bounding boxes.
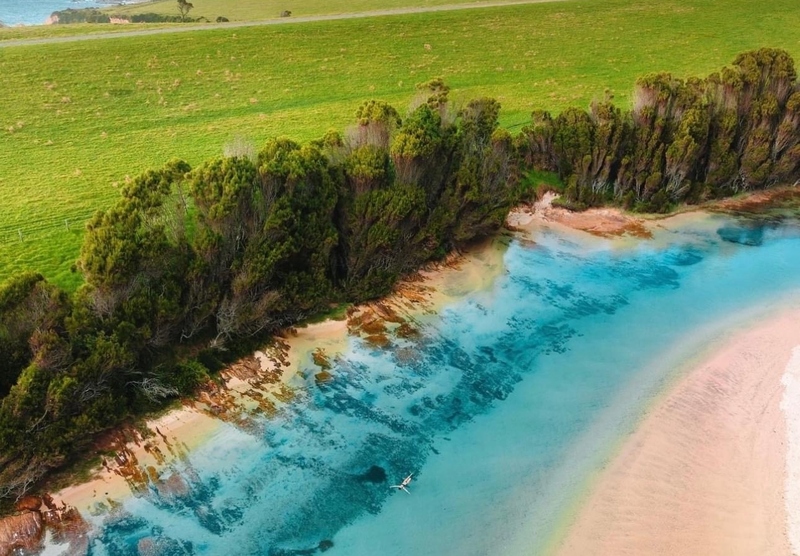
[555,308,800,556]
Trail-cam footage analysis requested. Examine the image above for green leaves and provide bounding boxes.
[523,48,800,210]
[190,156,257,225]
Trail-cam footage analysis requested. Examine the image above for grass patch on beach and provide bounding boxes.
[1,0,800,289]
[304,304,352,325]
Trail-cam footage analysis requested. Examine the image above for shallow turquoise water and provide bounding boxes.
[61,214,800,556]
[0,0,118,25]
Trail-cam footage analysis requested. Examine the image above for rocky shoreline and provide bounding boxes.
[0,494,88,555]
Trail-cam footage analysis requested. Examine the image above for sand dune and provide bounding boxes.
[557,310,800,556]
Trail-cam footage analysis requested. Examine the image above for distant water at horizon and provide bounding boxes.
[45,213,800,556]
[0,0,133,26]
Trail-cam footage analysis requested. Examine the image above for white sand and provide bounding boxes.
[557,309,800,556]
[781,346,800,555]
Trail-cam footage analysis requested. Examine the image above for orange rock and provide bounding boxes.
[158,473,190,499]
[0,511,44,555]
[14,496,41,512]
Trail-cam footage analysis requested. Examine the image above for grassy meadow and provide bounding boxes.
[0,22,181,42]
[1,0,800,290]
[0,0,557,42]
[106,0,511,21]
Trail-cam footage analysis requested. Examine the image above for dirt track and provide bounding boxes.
[0,0,566,48]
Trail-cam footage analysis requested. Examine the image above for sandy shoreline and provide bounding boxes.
[555,307,800,556]
[51,317,355,515]
[49,235,508,518]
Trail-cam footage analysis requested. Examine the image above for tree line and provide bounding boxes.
[49,8,204,24]
[517,48,800,212]
[0,49,798,503]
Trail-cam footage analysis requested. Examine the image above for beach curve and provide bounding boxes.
[556,308,800,556]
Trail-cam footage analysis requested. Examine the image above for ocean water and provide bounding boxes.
[48,213,800,556]
[0,0,126,25]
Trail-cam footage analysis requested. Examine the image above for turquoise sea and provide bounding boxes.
[48,212,800,556]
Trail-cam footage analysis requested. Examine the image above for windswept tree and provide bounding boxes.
[0,273,69,397]
[177,0,193,21]
[184,156,257,341]
[438,98,519,242]
[347,100,402,150]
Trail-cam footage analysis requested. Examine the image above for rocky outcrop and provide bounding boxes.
[0,511,43,556]
[14,495,42,512]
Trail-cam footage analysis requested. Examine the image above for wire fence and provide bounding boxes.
[0,209,98,244]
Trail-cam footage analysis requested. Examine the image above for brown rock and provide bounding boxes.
[42,494,57,511]
[14,496,42,512]
[157,472,190,500]
[42,507,89,552]
[0,511,44,555]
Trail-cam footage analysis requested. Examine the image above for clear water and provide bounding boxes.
[54,214,800,556]
[0,0,125,26]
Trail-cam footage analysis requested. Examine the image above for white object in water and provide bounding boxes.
[390,473,413,494]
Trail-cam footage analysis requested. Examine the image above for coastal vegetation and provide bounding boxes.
[0,80,522,504]
[48,8,198,24]
[2,0,800,288]
[520,49,800,212]
[1,49,799,505]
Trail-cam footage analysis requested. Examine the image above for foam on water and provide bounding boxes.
[46,213,800,556]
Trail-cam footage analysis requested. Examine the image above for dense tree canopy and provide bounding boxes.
[518,48,800,212]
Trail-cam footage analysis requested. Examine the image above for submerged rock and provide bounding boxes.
[717,224,765,246]
[138,534,193,555]
[156,472,191,500]
[357,465,387,484]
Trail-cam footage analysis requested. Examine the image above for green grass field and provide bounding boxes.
[2,0,800,290]
[0,0,550,42]
[0,22,181,42]
[107,0,505,21]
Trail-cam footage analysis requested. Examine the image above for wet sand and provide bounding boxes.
[555,309,800,556]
